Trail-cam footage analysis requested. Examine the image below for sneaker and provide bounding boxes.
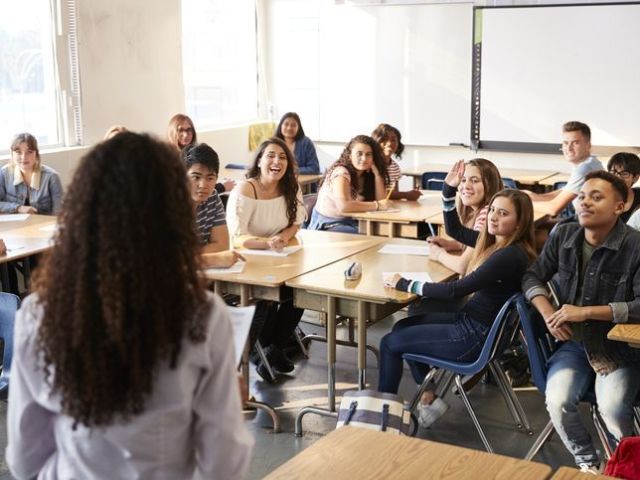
[266,346,294,373]
[578,463,600,475]
[255,362,276,384]
[416,397,449,428]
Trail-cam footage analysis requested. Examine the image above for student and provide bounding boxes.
[371,123,420,201]
[522,171,640,473]
[275,112,320,174]
[380,189,536,428]
[524,121,603,217]
[427,158,503,275]
[167,113,235,194]
[607,152,640,223]
[226,137,306,381]
[182,142,243,268]
[308,135,391,233]
[0,133,63,215]
[6,133,253,479]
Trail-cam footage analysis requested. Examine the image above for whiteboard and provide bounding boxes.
[268,1,473,146]
[479,4,640,147]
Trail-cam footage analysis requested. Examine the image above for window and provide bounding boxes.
[182,0,259,129]
[0,0,81,151]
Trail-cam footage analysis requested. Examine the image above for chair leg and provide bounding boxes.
[294,326,309,358]
[454,374,494,453]
[408,368,439,413]
[591,405,613,460]
[634,406,640,435]
[255,341,277,382]
[525,419,555,461]
[489,361,533,434]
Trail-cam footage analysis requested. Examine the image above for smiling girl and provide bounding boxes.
[0,133,63,215]
[275,112,320,174]
[308,135,390,233]
[379,189,536,428]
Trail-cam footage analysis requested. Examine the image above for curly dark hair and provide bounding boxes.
[321,135,389,200]
[275,112,305,142]
[371,123,405,158]
[246,137,300,227]
[32,132,209,428]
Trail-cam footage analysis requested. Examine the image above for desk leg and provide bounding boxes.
[294,296,339,436]
[388,222,394,238]
[357,300,366,389]
[366,220,373,236]
[238,284,281,433]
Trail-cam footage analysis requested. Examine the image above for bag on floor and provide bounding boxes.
[336,389,410,435]
[604,436,640,479]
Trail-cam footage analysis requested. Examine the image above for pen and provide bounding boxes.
[384,181,396,201]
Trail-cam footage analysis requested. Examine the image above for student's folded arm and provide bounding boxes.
[49,173,64,215]
[332,176,375,214]
[297,138,320,174]
[522,233,562,302]
[202,225,229,254]
[610,263,640,324]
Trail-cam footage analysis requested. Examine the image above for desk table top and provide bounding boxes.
[264,426,552,480]
[348,191,441,224]
[0,214,57,263]
[203,230,383,288]
[286,237,455,303]
[607,324,640,346]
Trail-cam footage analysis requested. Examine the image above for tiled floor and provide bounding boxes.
[1,311,599,479]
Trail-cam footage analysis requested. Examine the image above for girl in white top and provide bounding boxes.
[371,123,421,201]
[226,137,306,381]
[308,135,391,233]
[6,133,253,480]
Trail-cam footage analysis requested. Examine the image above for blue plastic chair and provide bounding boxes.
[0,292,21,400]
[551,181,576,219]
[420,171,447,190]
[502,177,517,189]
[514,294,618,461]
[402,293,531,452]
[225,163,246,170]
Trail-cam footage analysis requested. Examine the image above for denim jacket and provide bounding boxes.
[522,220,640,374]
[0,164,63,215]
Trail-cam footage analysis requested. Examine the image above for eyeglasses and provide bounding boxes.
[177,127,194,134]
[608,169,634,179]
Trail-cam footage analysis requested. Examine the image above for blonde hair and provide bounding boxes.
[465,189,536,275]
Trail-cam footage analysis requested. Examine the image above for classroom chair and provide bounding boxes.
[513,294,639,462]
[552,181,576,219]
[0,293,22,400]
[225,163,246,170]
[502,177,517,189]
[421,172,447,190]
[403,293,532,452]
[302,193,318,229]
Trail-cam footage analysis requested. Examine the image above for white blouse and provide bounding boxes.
[6,292,253,480]
[226,185,305,239]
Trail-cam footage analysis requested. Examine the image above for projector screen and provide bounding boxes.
[478,3,640,148]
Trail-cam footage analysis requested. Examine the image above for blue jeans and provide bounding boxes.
[377,312,488,394]
[545,341,640,466]
[307,208,358,234]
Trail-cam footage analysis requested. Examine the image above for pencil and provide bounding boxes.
[384,181,396,201]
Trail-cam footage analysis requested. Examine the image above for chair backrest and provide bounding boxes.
[0,292,21,397]
[552,181,576,219]
[302,193,318,228]
[425,179,444,191]
[514,294,556,394]
[421,171,447,190]
[225,163,246,170]
[502,177,517,189]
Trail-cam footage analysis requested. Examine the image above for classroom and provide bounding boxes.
[1,0,640,479]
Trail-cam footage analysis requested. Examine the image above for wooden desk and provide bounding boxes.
[0,214,56,263]
[286,237,455,433]
[265,426,552,479]
[551,466,615,479]
[220,168,323,194]
[607,324,640,347]
[348,191,441,238]
[400,160,558,188]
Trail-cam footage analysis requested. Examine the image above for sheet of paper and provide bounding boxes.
[204,260,246,275]
[238,245,302,257]
[378,244,430,256]
[227,305,256,367]
[39,224,58,232]
[375,208,400,213]
[383,272,433,285]
[0,214,30,222]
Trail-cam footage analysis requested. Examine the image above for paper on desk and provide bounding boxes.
[0,214,30,222]
[383,272,433,285]
[373,208,400,213]
[378,244,430,256]
[39,224,58,232]
[238,246,302,257]
[228,305,255,367]
[204,260,246,274]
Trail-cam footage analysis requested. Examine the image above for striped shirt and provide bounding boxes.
[387,159,402,185]
[196,192,226,245]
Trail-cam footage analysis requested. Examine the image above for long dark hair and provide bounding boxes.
[33,132,209,427]
[275,112,305,142]
[246,137,300,227]
[321,135,389,200]
[371,123,405,158]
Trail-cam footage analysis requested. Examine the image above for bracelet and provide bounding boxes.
[374,200,379,211]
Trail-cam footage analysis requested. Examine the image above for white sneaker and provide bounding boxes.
[416,397,449,428]
[578,463,600,475]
